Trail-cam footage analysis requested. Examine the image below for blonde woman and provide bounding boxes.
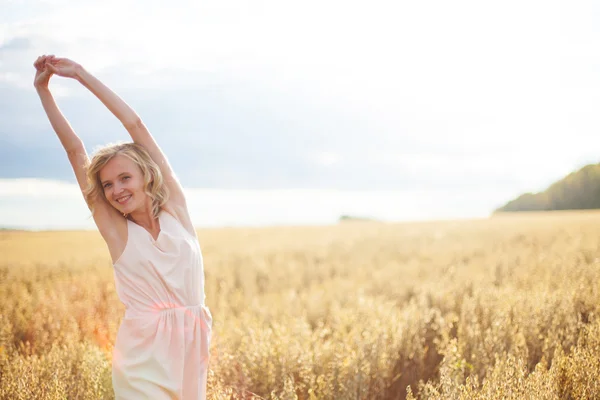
[34,54,213,399]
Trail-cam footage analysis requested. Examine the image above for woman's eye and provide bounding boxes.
[104,184,111,189]
[123,176,130,180]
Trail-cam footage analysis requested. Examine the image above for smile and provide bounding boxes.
[116,195,132,205]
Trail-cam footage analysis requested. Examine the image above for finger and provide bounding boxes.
[45,63,58,73]
[35,57,44,70]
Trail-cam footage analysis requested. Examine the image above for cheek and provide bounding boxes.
[135,178,146,190]
[129,181,144,196]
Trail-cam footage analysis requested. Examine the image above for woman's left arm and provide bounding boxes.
[47,58,187,205]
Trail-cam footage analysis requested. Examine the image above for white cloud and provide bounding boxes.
[0,178,82,197]
[311,151,341,167]
[2,0,600,226]
[364,148,581,192]
[0,178,503,229]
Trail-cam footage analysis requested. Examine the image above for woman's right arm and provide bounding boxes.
[34,55,90,203]
[34,55,123,251]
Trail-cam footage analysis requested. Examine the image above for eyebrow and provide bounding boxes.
[101,172,129,185]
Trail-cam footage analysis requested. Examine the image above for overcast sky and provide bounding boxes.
[2,0,600,229]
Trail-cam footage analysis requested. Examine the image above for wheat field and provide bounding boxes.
[1,210,600,399]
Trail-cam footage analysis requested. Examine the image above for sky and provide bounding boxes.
[2,0,600,229]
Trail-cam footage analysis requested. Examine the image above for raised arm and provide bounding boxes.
[35,55,123,246]
[33,55,89,199]
[46,57,188,209]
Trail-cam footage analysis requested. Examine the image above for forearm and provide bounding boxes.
[74,65,140,128]
[36,87,84,152]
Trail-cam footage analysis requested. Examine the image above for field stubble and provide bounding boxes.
[1,210,600,399]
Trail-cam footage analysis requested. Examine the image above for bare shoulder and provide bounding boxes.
[90,195,128,264]
[162,200,197,238]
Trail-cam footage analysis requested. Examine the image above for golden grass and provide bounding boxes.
[1,210,600,399]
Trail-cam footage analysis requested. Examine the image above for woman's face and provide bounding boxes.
[99,154,148,214]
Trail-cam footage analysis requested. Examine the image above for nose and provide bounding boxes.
[113,183,127,197]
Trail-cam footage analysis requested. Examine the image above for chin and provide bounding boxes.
[114,204,128,214]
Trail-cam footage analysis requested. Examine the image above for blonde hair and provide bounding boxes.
[83,141,169,219]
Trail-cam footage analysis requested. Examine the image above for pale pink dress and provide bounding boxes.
[111,209,213,399]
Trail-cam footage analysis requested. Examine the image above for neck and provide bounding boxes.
[126,202,159,229]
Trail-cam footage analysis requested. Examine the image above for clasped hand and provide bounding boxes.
[33,54,82,89]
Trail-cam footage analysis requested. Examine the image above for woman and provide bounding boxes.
[34,54,213,399]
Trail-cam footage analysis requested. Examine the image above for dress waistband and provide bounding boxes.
[124,303,209,320]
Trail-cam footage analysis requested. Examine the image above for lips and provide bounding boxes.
[116,195,132,205]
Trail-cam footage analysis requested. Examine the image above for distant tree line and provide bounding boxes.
[494,163,600,213]
[339,215,379,222]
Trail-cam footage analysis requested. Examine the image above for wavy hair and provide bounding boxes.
[83,141,169,219]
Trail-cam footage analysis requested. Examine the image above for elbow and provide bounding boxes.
[65,141,85,156]
[123,117,143,131]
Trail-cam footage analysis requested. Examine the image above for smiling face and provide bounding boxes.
[99,154,149,215]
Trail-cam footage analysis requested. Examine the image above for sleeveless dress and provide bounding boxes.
[111,209,213,400]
